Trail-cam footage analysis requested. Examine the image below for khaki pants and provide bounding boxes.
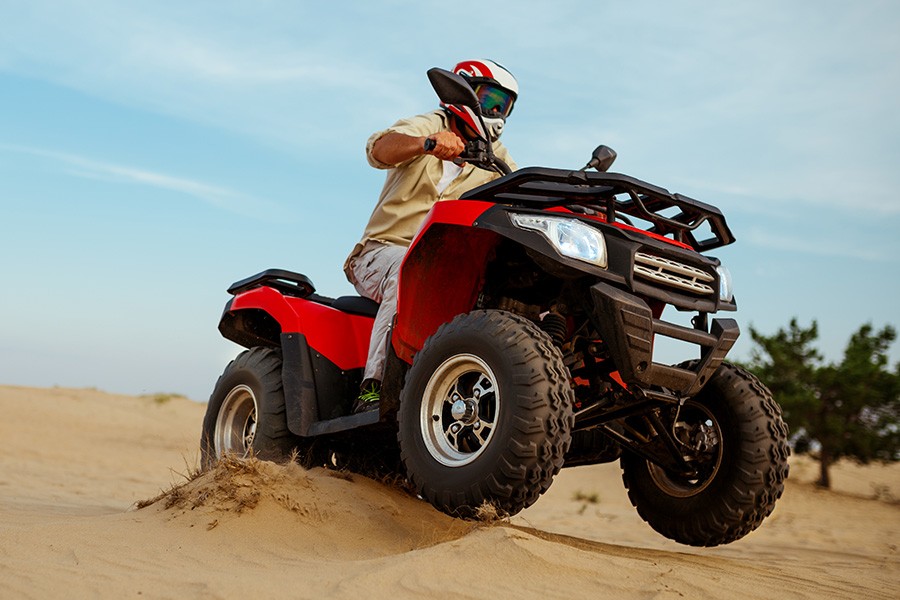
[348,243,407,382]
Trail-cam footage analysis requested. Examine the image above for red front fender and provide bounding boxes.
[392,200,501,364]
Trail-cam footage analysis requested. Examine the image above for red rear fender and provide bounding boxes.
[223,287,373,371]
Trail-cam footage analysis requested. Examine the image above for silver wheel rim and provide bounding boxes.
[420,353,500,467]
[647,401,723,497]
[214,384,258,459]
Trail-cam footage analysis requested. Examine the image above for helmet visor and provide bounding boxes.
[474,84,515,119]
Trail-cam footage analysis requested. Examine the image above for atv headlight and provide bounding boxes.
[716,265,734,302]
[511,214,608,268]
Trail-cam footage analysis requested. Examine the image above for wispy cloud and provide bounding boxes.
[2,1,899,210]
[742,227,897,264]
[0,2,419,152]
[1,143,284,220]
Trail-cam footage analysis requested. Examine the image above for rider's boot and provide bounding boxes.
[353,379,380,414]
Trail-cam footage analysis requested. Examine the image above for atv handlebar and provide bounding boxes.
[457,139,512,175]
[423,136,511,176]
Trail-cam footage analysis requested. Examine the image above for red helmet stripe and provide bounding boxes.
[445,104,488,141]
[454,60,494,79]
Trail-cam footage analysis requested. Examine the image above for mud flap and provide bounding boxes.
[281,332,318,436]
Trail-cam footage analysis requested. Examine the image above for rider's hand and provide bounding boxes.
[424,131,465,161]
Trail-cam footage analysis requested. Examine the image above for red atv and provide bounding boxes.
[201,68,789,547]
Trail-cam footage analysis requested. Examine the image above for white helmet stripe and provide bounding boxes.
[453,59,518,96]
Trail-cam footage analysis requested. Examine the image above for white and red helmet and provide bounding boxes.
[446,59,518,141]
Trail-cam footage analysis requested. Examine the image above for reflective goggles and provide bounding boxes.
[474,84,515,119]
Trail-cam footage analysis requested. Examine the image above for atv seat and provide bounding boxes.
[331,295,380,318]
[305,293,379,318]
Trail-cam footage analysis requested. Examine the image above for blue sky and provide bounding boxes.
[2,1,898,401]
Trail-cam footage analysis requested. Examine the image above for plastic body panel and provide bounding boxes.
[589,281,739,395]
[392,200,500,364]
[473,205,736,314]
[226,285,373,371]
[217,281,379,437]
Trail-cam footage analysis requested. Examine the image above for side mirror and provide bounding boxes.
[582,145,617,172]
[427,68,481,111]
[427,67,489,143]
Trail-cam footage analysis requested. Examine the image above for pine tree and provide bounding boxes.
[747,319,899,488]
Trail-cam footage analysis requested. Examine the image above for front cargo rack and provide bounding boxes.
[460,167,734,252]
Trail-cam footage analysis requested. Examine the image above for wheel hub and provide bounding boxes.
[450,396,480,424]
[214,384,258,460]
[649,402,723,497]
[420,353,500,467]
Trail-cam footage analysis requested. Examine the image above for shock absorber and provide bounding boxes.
[540,310,568,346]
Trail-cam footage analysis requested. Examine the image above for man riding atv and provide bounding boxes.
[344,59,519,413]
[203,63,789,547]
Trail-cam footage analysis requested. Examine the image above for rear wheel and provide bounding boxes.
[621,362,790,546]
[398,310,574,518]
[201,347,300,469]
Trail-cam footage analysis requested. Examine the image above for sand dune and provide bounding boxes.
[1,385,897,599]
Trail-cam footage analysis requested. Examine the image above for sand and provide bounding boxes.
[1,384,897,599]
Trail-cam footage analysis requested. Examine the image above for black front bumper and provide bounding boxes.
[589,281,739,397]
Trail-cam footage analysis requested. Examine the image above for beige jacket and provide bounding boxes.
[344,110,516,281]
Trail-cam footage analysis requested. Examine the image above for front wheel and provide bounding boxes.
[621,362,790,546]
[398,310,574,518]
[200,347,300,470]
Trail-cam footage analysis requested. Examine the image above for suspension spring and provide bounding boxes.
[540,311,567,345]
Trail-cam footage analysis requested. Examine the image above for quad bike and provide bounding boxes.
[200,68,789,547]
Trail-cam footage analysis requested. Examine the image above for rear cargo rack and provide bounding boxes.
[227,269,315,298]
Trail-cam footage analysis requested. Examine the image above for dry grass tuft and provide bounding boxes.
[473,501,509,524]
[871,483,898,504]
[573,489,601,515]
[141,392,188,405]
[135,453,313,514]
[134,457,203,510]
[374,471,419,497]
[326,469,355,482]
[572,490,600,504]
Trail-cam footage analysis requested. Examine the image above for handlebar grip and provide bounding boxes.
[423,138,436,152]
